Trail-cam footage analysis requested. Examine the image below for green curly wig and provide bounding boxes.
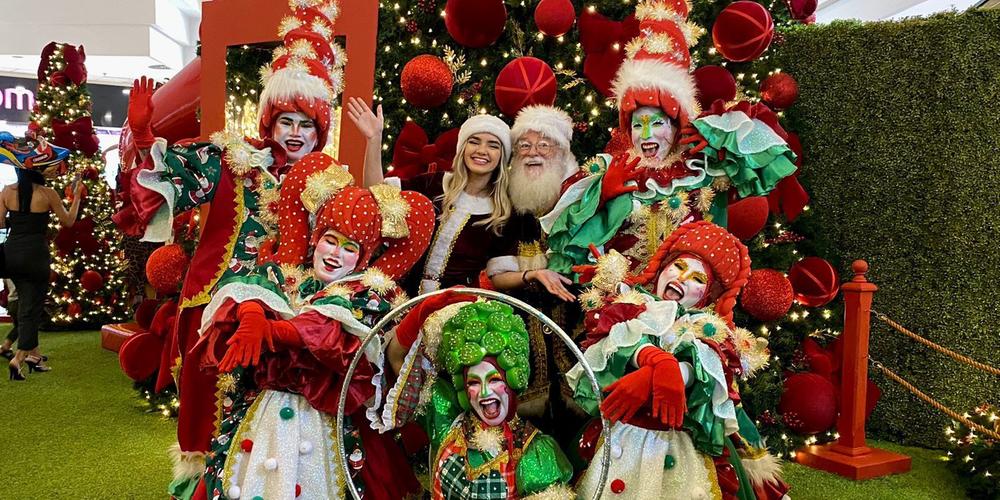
[436,300,531,411]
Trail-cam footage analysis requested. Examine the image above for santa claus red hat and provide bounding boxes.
[630,221,751,326]
[510,105,574,151]
[612,0,701,132]
[257,0,346,151]
[275,152,435,280]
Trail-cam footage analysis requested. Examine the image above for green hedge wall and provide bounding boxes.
[773,10,1000,446]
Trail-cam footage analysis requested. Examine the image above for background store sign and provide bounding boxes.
[0,75,129,127]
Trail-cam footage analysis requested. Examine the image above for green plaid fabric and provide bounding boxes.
[438,454,509,500]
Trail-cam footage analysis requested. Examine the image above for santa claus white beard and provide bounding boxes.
[509,155,569,216]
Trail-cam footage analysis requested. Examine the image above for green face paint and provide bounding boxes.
[630,106,676,160]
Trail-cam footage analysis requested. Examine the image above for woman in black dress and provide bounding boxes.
[1,145,81,380]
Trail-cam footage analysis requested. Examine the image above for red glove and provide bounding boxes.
[395,290,475,349]
[219,301,274,372]
[679,125,708,155]
[270,319,301,348]
[637,346,687,428]
[599,154,642,205]
[128,76,156,149]
[601,365,652,423]
[570,264,597,284]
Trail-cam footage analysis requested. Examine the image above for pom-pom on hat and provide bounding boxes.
[258,0,347,151]
[612,0,702,133]
[510,105,573,151]
[457,114,512,166]
[630,221,751,326]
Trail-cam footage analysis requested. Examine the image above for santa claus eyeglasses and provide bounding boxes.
[516,140,554,155]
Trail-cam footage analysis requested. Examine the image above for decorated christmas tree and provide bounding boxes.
[28,42,130,327]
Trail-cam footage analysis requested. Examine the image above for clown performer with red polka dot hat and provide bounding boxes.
[110,1,351,496]
[543,0,798,279]
[187,152,435,499]
[567,221,790,499]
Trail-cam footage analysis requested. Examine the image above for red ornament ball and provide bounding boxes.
[759,72,799,109]
[80,269,104,292]
[146,244,190,296]
[241,439,254,453]
[535,0,576,37]
[494,57,557,117]
[67,302,82,317]
[610,479,626,494]
[779,372,837,435]
[788,257,840,307]
[445,0,507,48]
[400,55,454,109]
[712,1,775,62]
[740,268,794,321]
[692,65,737,109]
[118,332,164,382]
[134,298,160,330]
[726,196,770,241]
[785,0,818,21]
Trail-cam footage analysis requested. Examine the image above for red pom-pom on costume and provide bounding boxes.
[400,55,454,109]
[241,439,254,453]
[445,0,506,48]
[610,479,627,494]
[784,0,818,21]
[535,0,576,37]
[779,372,837,435]
[759,72,799,109]
[693,65,737,109]
[788,257,840,307]
[726,196,770,241]
[712,1,775,62]
[80,270,104,292]
[494,57,557,117]
[134,298,159,330]
[740,268,793,321]
[118,332,164,381]
[146,244,190,296]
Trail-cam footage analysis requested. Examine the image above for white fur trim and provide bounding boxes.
[457,114,512,165]
[198,282,295,337]
[168,442,205,482]
[136,138,177,243]
[741,451,784,487]
[485,255,519,276]
[511,105,573,151]
[258,66,333,115]
[612,58,700,120]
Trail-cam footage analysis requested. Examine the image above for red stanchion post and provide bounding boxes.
[795,260,912,480]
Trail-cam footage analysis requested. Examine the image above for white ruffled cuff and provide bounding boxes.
[486,255,519,276]
[135,138,178,243]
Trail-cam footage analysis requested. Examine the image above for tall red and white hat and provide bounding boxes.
[612,0,702,132]
[257,0,347,151]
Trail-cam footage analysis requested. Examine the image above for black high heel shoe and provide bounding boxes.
[8,364,25,381]
[25,356,51,373]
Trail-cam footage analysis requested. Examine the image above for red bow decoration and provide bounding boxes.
[579,9,639,97]
[38,42,88,86]
[768,132,809,221]
[391,121,460,180]
[51,116,100,156]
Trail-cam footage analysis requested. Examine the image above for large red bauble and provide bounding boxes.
[400,55,454,109]
[788,256,840,307]
[726,196,770,241]
[118,332,164,382]
[779,372,837,435]
[785,0,818,21]
[535,0,576,37]
[445,0,507,48]
[494,57,557,117]
[759,72,799,109]
[712,1,775,62]
[146,244,190,296]
[692,65,737,109]
[740,268,794,321]
[80,270,104,293]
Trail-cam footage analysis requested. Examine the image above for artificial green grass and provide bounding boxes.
[0,328,175,499]
[0,327,968,499]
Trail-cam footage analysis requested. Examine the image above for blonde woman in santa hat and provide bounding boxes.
[191,152,434,500]
[349,99,542,297]
[111,0,350,495]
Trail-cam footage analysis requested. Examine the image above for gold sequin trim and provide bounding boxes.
[370,183,412,238]
[181,183,246,310]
